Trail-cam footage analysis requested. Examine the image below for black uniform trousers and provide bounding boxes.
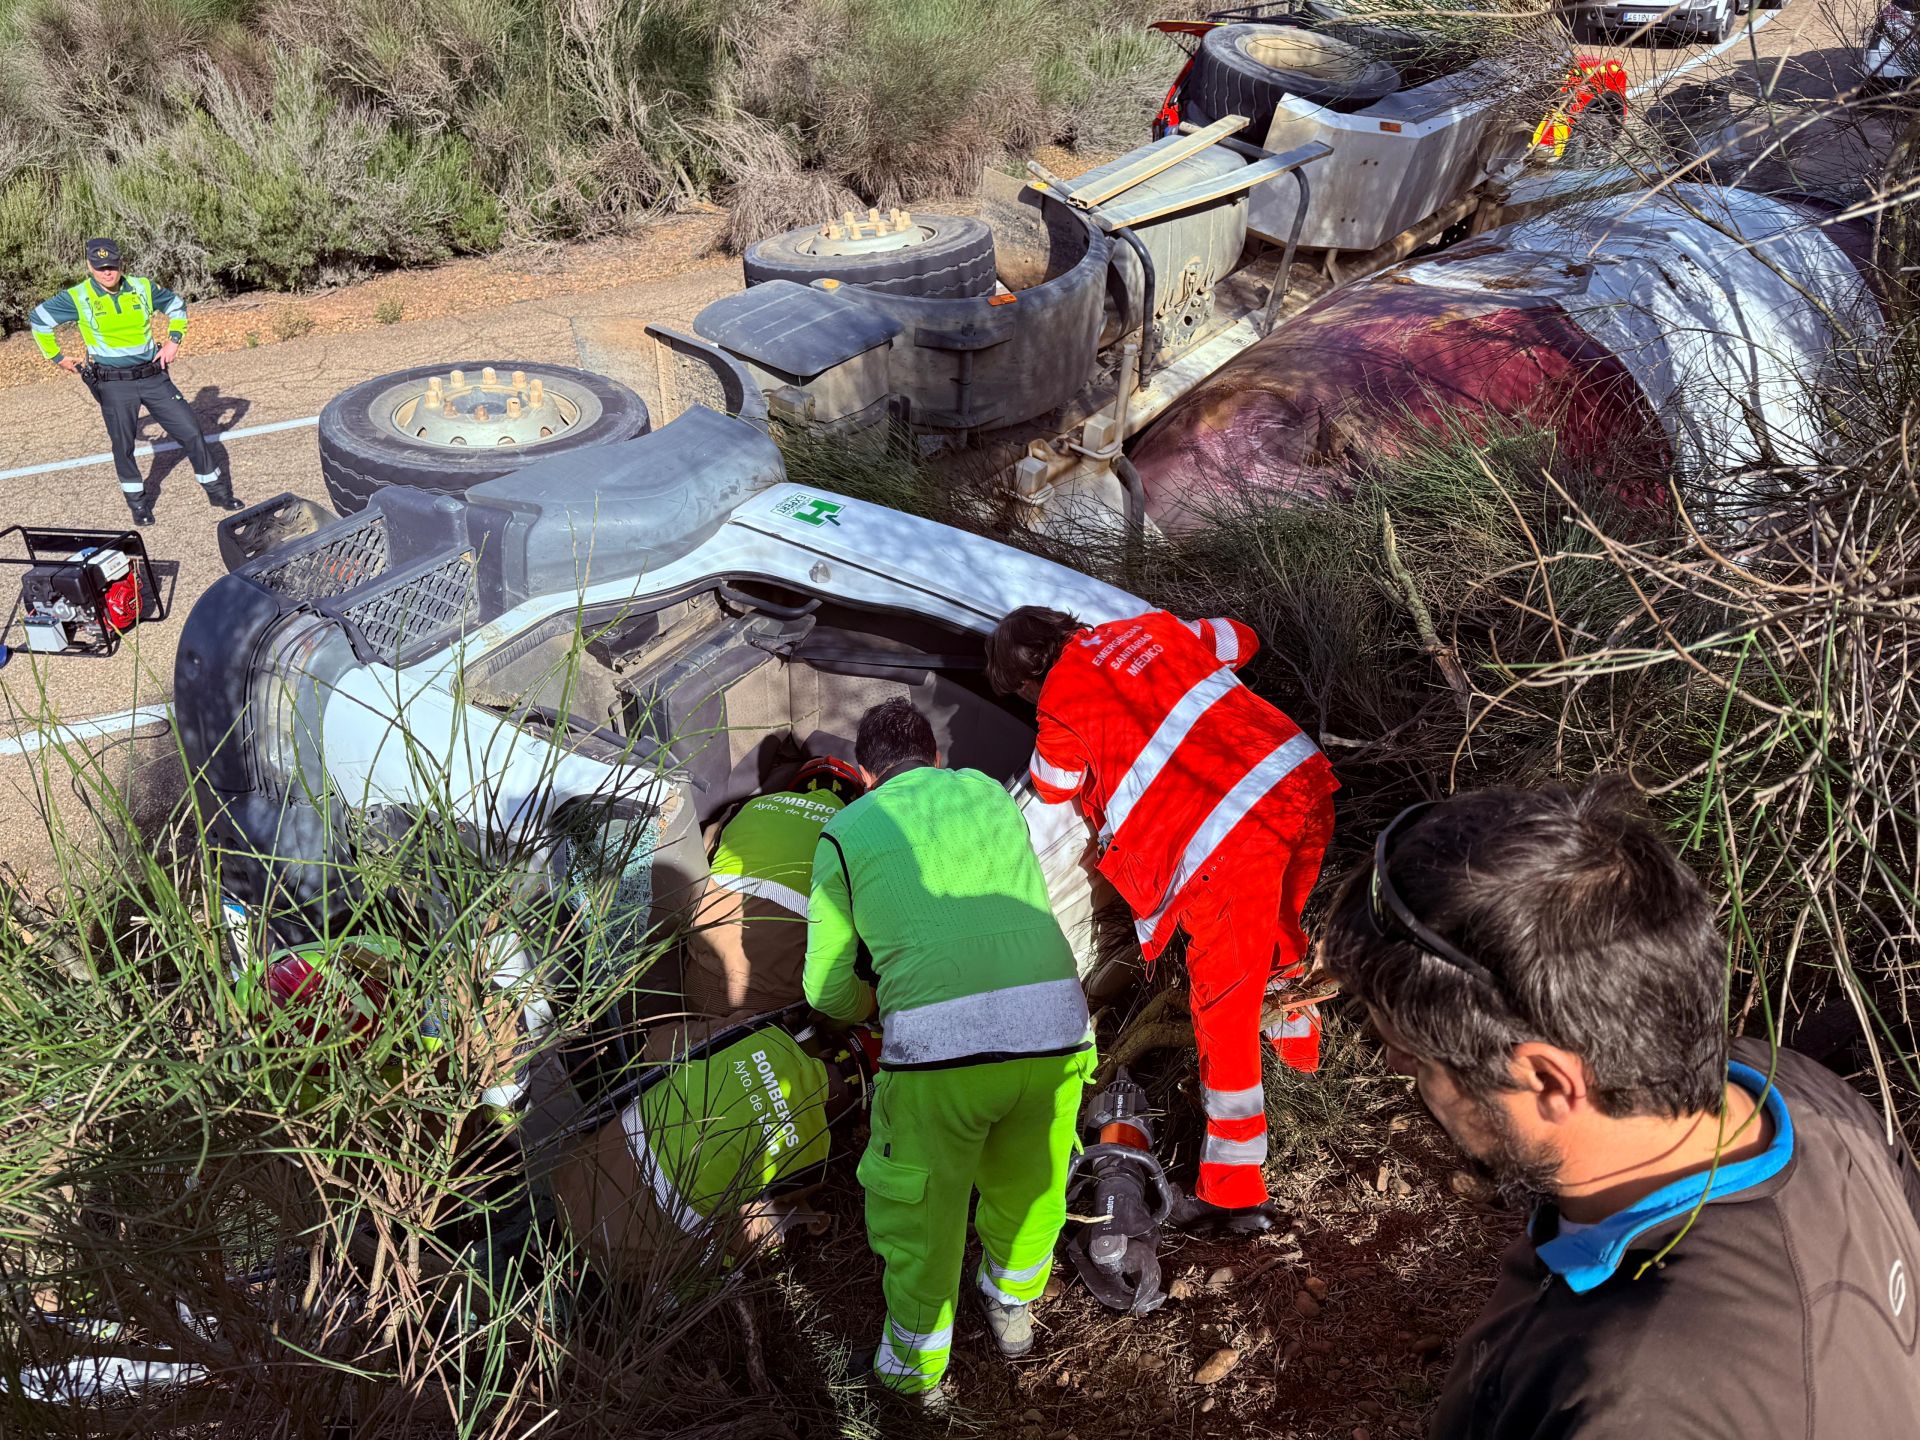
[95,369,214,493]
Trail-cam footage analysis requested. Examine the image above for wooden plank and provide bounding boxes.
[1094,151,1307,230]
[1066,114,1250,207]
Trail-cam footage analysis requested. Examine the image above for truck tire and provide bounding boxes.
[1305,14,1476,86]
[741,212,997,299]
[1185,24,1401,134]
[317,362,649,515]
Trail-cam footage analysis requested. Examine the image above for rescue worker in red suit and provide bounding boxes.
[987,606,1338,1232]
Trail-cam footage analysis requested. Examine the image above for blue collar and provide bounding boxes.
[1534,1060,1794,1294]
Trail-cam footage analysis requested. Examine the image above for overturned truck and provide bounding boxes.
[311,13,1621,530]
[169,4,1883,1324]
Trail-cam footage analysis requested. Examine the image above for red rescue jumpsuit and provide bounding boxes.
[1027,611,1337,1208]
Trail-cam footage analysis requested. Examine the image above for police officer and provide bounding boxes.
[30,238,243,526]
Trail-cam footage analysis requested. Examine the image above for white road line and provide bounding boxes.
[1626,2,1791,100]
[0,704,172,758]
[0,415,320,484]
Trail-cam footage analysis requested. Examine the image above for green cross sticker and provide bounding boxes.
[788,498,842,527]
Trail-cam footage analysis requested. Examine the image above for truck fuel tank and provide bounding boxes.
[1132,184,1879,530]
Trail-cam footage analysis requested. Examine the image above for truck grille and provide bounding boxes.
[255,512,391,601]
[341,551,477,664]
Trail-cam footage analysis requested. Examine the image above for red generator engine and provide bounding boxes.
[3,526,164,659]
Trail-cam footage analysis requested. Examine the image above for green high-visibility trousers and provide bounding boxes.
[856,1048,1095,1394]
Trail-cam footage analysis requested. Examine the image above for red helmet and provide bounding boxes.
[793,754,865,803]
[262,941,391,1052]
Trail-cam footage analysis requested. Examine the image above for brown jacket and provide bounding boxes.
[1432,1040,1920,1439]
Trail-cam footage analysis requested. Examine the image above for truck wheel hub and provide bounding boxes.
[809,208,930,256]
[386,367,587,448]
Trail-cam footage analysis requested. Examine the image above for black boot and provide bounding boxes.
[201,474,244,512]
[124,489,156,527]
[1167,1191,1286,1237]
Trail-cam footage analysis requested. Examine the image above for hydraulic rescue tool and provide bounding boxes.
[1064,1068,1176,1315]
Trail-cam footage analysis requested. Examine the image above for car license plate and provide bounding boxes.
[1621,10,1659,19]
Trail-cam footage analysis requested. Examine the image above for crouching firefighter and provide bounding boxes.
[804,698,1095,1407]
[988,606,1338,1236]
[30,238,243,526]
[684,754,867,1024]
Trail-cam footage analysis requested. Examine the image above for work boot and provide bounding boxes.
[124,489,156,527]
[851,1350,952,1413]
[1168,1192,1286,1237]
[974,1282,1035,1358]
[199,472,244,512]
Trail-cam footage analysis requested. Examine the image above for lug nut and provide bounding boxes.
[529,378,544,408]
[450,369,465,386]
[482,366,497,384]
[443,400,457,416]
[507,397,522,418]
[474,404,489,421]
[512,370,526,389]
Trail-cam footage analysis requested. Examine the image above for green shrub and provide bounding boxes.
[740,0,1052,204]
[0,172,70,327]
[373,296,403,324]
[1037,25,1175,155]
[0,0,1553,320]
[47,56,503,295]
[0,0,210,117]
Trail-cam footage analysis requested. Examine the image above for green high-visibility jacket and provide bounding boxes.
[630,1025,832,1230]
[804,765,1090,1070]
[685,788,847,1017]
[712,789,845,913]
[30,276,186,367]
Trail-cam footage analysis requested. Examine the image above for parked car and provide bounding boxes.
[1865,1,1919,90]
[1569,0,1764,45]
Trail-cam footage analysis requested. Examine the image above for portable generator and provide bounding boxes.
[3,526,165,659]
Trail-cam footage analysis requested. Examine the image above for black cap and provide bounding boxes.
[84,237,122,269]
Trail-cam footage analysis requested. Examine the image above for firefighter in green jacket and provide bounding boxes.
[30,237,243,525]
[685,755,866,1023]
[804,697,1095,1406]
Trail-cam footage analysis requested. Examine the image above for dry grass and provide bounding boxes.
[0,0,1203,309]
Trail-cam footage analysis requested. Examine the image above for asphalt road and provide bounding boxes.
[0,0,1879,897]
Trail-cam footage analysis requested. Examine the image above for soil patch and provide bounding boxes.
[777,1030,1510,1440]
[0,149,1118,393]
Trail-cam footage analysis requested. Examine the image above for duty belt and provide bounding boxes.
[93,358,164,382]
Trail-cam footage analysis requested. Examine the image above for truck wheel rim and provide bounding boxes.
[373,367,604,450]
[1237,30,1369,80]
[804,207,932,257]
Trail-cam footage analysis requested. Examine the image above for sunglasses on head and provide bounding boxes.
[1367,801,1510,997]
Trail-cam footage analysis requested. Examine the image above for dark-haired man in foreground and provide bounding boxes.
[1319,779,1920,1438]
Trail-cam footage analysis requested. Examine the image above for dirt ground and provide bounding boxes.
[770,1016,1516,1440]
[0,7,1886,1434]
